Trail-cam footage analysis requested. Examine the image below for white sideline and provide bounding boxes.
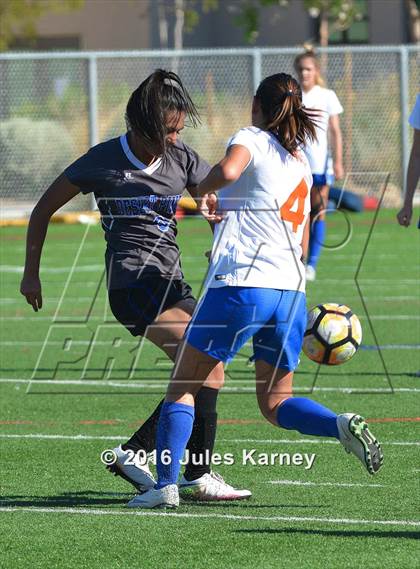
[0,433,418,446]
[0,378,419,394]
[0,506,418,527]
[267,480,384,488]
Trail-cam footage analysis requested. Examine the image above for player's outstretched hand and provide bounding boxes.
[396,205,413,227]
[200,193,224,224]
[20,275,43,312]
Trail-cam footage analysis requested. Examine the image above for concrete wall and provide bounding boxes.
[35,0,150,50]
[369,0,409,44]
[12,0,412,52]
[151,0,315,49]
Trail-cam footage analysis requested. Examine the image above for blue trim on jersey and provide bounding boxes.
[186,287,306,371]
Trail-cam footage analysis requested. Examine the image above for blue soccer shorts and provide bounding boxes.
[185,287,307,371]
[312,173,335,187]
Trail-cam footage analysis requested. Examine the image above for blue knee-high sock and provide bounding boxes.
[155,401,194,489]
[276,397,339,439]
[308,219,326,268]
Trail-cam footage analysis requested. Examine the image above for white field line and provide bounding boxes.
[1,266,418,285]
[0,298,99,305]
[266,480,384,488]
[220,438,420,447]
[1,379,420,394]
[2,315,420,321]
[2,281,416,290]
[0,506,418,527]
[2,295,420,305]
[1,340,419,350]
[0,254,412,271]
[0,433,418,447]
[0,265,104,273]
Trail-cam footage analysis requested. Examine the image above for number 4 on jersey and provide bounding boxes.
[280,178,308,232]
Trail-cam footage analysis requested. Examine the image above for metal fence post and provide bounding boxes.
[252,48,262,95]
[88,54,99,210]
[399,45,410,198]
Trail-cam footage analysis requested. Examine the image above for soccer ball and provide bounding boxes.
[303,303,362,365]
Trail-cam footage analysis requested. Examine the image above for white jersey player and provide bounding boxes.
[128,72,383,509]
[207,126,312,292]
[294,50,344,281]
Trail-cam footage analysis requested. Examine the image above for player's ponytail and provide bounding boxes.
[255,73,318,155]
[125,69,200,156]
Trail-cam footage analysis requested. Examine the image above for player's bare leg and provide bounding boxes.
[254,359,383,475]
[255,360,293,425]
[145,300,224,390]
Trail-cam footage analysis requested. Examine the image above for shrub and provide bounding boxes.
[0,118,75,200]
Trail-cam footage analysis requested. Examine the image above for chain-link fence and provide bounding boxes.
[0,46,418,218]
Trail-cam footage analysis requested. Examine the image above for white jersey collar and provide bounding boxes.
[120,134,162,175]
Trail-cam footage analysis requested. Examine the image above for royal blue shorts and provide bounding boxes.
[312,173,334,187]
[185,287,307,371]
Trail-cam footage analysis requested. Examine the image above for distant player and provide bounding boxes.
[294,50,344,281]
[129,72,383,509]
[20,69,250,502]
[397,92,420,228]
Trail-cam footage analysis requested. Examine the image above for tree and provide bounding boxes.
[156,0,218,49]
[0,0,84,51]
[232,0,363,45]
[303,0,364,46]
[405,0,420,44]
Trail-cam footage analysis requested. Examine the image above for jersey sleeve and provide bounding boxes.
[409,94,420,130]
[64,150,98,194]
[227,128,255,161]
[326,89,343,117]
[184,146,212,187]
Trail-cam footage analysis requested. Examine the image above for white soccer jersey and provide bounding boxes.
[302,85,343,175]
[206,127,312,292]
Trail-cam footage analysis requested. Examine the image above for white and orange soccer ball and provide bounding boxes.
[303,303,362,365]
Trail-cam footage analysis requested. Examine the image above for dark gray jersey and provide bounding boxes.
[65,134,210,289]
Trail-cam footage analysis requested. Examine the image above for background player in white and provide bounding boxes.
[129,72,383,509]
[397,92,420,227]
[294,50,344,281]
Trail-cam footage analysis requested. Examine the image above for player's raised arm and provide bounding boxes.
[195,144,251,197]
[20,174,80,311]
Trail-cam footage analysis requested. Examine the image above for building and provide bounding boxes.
[8,0,415,52]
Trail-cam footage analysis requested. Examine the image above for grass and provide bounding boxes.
[0,208,419,569]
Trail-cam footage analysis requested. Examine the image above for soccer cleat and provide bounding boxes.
[337,413,384,475]
[179,471,252,501]
[305,265,316,282]
[127,484,179,509]
[106,446,155,491]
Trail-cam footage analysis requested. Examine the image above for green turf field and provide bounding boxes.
[1,208,419,569]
